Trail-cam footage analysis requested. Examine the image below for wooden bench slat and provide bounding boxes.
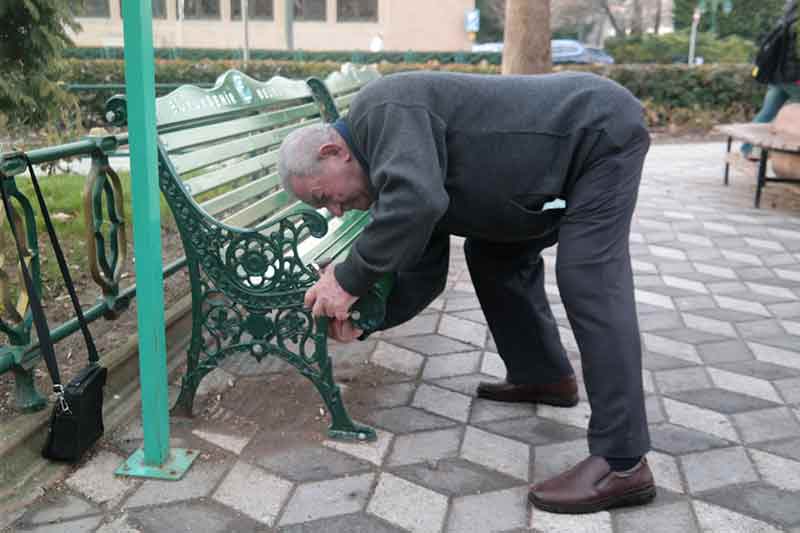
[184,151,278,197]
[160,101,321,152]
[172,122,303,174]
[200,173,281,219]
[305,211,371,262]
[221,189,297,228]
[716,123,800,152]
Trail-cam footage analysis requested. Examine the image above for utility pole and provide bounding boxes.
[243,0,250,65]
[285,0,294,50]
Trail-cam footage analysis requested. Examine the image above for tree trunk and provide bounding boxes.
[600,0,625,37]
[653,0,662,35]
[630,0,644,35]
[502,0,551,75]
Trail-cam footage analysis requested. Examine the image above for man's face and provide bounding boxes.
[290,144,372,217]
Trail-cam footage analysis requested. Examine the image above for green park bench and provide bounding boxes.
[105,64,388,442]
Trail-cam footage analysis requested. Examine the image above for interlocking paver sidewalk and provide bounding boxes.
[6,142,800,532]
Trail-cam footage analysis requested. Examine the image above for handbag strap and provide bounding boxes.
[21,156,100,364]
[0,169,62,387]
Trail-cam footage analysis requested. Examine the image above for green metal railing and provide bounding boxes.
[0,137,186,412]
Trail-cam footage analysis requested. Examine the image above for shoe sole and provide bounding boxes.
[528,484,656,514]
[476,391,579,407]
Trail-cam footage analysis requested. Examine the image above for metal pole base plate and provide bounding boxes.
[116,448,198,480]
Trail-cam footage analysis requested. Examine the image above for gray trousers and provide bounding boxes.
[464,128,651,458]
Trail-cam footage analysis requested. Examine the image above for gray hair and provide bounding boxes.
[278,123,337,197]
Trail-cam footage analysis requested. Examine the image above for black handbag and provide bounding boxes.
[1,154,106,462]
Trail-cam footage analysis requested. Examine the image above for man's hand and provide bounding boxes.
[328,318,363,343]
[304,266,358,321]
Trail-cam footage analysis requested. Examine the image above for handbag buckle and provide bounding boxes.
[53,384,71,415]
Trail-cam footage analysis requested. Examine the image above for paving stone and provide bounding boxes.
[128,501,262,533]
[16,516,104,533]
[655,327,729,344]
[381,312,439,338]
[461,426,530,480]
[279,513,406,533]
[324,429,394,466]
[732,407,800,443]
[635,289,676,310]
[681,447,758,493]
[674,295,718,311]
[699,484,800,529]
[769,301,800,319]
[648,451,685,494]
[644,352,699,371]
[776,377,800,404]
[447,486,529,532]
[391,334,475,355]
[691,307,769,323]
[279,473,374,525]
[469,399,538,423]
[125,459,231,508]
[537,401,592,430]
[638,312,685,332]
[366,406,459,433]
[433,373,497,396]
[480,351,507,378]
[750,342,800,370]
[716,359,800,380]
[662,398,739,442]
[445,295,482,312]
[371,341,425,376]
[386,427,462,467]
[654,367,712,393]
[476,415,586,446]
[649,423,733,454]
[192,424,257,454]
[254,445,372,482]
[438,314,487,347]
[412,383,472,422]
[365,382,417,409]
[212,461,293,526]
[616,501,698,533]
[421,351,481,380]
[392,458,522,497]
[646,394,666,423]
[24,492,99,525]
[95,514,141,533]
[750,449,800,491]
[453,309,488,324]
[707,366,783,403]
[65,450,137,506]
[643,333,701,363]
[531,439,589,483]
[530,508,612,533]
[698,340,754,364]
[667,387,781,414]
[754,437,800,463]
[367,473,448,533]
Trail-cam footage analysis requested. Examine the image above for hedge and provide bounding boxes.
[58,59,767,131]
[64,47,504,65]
[605,32,756,64]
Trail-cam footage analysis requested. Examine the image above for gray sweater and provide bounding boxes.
[335,70,645,298]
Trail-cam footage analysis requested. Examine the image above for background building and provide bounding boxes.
[70,0,478,51]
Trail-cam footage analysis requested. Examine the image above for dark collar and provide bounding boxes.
[332,118,370,176]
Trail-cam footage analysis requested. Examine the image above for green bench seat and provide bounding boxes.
[106,65,386,441]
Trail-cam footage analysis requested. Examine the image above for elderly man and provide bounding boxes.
[278,70,654,514]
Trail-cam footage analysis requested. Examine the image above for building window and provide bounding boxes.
[80,0,110,17]
[231,0,273,19]
[337,0,377,22]
[294,0,325,21]
[120,0,167,19]
[179,0,221,18]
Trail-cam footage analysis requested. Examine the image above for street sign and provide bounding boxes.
[465,9,480,33]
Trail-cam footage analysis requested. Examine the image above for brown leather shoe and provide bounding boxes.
[529,456,656,514]
[476,375,579,407]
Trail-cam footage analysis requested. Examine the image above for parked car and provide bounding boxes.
[471,39,615,65]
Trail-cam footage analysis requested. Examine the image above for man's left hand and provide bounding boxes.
[304,266,358,321]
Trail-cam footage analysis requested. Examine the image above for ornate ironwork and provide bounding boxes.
[84,153,128,316]
[158,145,375,441]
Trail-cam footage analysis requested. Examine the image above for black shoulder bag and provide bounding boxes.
[0,155,107,462]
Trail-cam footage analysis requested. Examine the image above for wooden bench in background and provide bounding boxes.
[716,122,800,208]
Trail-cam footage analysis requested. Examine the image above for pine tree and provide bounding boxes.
[0,1,81,130]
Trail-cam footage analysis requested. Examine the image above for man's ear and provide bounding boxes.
[318,142,342,159]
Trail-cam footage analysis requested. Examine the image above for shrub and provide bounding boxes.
[60,59,766,131]
[605,31,757,64]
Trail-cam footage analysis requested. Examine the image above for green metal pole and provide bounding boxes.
[116,0,196,480]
